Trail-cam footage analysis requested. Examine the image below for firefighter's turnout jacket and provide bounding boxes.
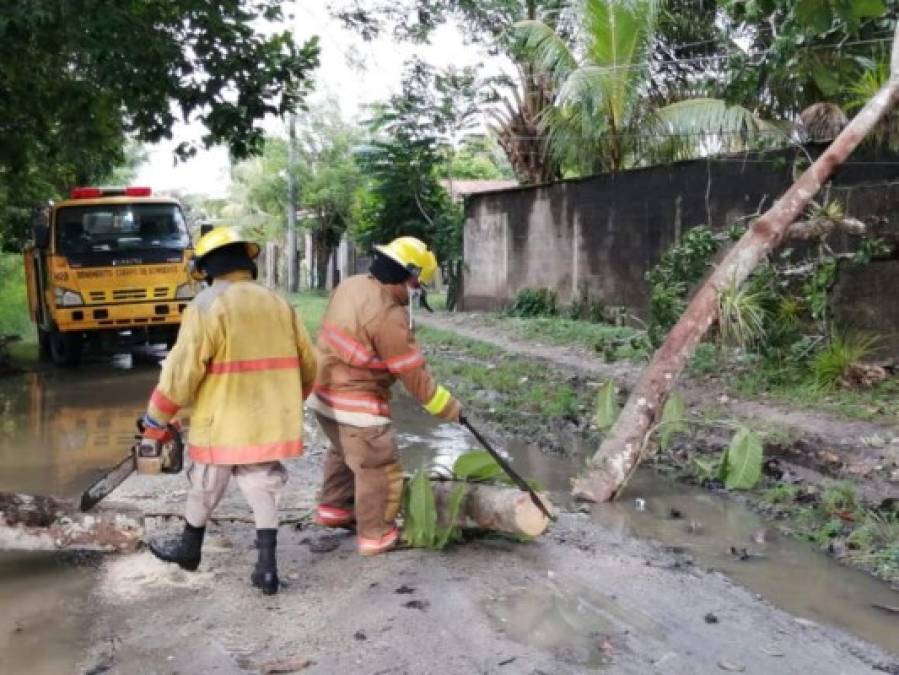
[307,274,460,427]
[146,270,318,464]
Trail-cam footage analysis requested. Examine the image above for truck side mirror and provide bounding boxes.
[32,208,50,248]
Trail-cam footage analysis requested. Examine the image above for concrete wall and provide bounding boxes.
[463,149,899,324]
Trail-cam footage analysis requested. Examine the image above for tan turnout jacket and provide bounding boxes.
[146,270,317,464]
[308,274,459,427]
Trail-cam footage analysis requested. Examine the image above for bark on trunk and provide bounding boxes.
[0,492,143,552]
[431,481,552,537]
[572,25,899,503]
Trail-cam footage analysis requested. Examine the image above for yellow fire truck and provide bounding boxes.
[24,186,198,365]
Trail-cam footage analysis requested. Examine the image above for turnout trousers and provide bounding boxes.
[184,461,288,530]
[315,412,404,540]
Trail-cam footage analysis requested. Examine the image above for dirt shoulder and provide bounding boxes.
[80,441,897,674]
[417,312,899,504]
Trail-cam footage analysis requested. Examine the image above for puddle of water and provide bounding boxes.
[0,365,160,497]
[596,471,899,655]
[0,360,162,674]
[0,552,98,674]
[389,397,899,656]
[485,576,665,668]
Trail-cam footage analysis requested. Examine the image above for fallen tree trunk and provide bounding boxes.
[431,481,553,537]
[572,24,899,503]
[0,492,143,553]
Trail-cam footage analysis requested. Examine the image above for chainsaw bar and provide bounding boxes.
[79,454,136,512]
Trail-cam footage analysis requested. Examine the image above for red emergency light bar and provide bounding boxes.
[69,186,153,199]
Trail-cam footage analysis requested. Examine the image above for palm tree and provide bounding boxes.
[514,0,772,174]
[486,63,561,184]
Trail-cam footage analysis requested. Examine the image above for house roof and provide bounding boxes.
[440,179,519,201]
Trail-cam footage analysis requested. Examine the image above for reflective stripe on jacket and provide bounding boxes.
[308,274,459,427]
[146,270,317,464]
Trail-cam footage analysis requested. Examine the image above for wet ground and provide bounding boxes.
[395,412,899,656]
[1,357,898,672]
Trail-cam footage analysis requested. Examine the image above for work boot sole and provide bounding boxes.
[147,540,200,571]
[251,571,279,595]
[358,527,400,556]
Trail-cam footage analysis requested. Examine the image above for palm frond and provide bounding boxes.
[512,19,578,85]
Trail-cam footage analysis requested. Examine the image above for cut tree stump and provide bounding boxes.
[572,23,899,503]
[431,481,553,537]
[0,492,143,553]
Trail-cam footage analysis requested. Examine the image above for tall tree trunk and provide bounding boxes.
[286,113,299,293]
[312,235,332,290]
[572,25,899,503]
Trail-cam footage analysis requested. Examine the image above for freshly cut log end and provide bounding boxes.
[571,474,615,504]
[0,491,143,553]
[431,481,553,538]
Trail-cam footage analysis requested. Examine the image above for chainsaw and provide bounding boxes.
[79,419,184,512]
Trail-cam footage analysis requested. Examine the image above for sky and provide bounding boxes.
[136,2,508,198]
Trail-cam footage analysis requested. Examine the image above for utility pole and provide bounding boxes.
[286,112,298,293]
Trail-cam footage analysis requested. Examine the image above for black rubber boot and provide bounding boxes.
[147,522,205,571]
[251,529,279,595]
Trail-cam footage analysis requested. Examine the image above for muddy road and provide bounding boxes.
[1,359,898,673]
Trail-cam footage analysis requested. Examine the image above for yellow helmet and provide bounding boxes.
[374,236,438,284]
[191,226,260,280]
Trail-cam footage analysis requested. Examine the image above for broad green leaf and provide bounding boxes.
[403,467,437,547]
[809,59,842,97]
[724,427,763,490]
[453,450,504,482]
[435,484,467,548]
[794,0,832,33]
[850,0,885,18]
[595,381,619,431]
[659,392,687,450]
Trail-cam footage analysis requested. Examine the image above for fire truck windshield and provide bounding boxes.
[56,203,189,255]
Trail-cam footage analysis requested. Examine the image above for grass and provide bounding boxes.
[480,313,649,362]
[290,291,329,335]
[731,358,899,423]
[0,253,35,341]
[760,479,899,582]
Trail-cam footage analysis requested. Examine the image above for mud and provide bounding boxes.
[1,362,898,672]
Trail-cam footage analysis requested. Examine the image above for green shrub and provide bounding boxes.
[567,287,607,323]
[646,226,721,345]
[508,287,558,317]
[810,333,878,391]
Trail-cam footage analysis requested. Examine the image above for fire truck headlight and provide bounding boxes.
[54,287,84,307]
[175,283,197,300]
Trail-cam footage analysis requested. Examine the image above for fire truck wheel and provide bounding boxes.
[48,329,83,367]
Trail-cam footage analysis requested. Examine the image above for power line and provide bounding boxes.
[527,35,896,77]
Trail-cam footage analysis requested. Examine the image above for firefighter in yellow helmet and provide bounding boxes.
[142,226,317,594]
[308,236,462,555]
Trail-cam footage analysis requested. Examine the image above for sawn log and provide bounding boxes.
[0,491,143,553]
[431,480,553,537]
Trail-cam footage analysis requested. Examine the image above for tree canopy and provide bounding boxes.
[0,0,320,248]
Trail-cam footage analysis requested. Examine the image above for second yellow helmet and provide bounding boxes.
[374,236,438,284]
